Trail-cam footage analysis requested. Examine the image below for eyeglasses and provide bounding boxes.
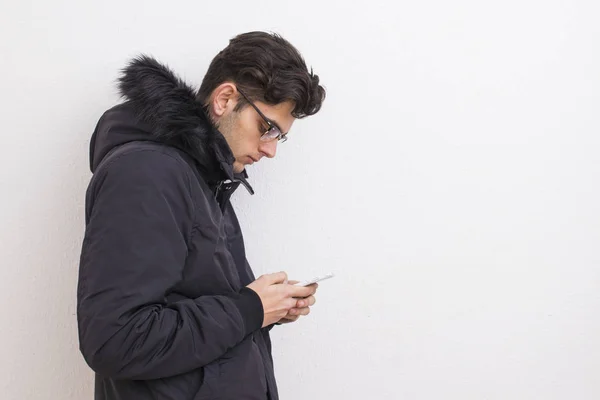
[237,88,288,143]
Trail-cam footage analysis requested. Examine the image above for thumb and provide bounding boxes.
[266,271,288,284]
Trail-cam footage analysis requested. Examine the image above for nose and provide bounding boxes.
[259,139,278,159]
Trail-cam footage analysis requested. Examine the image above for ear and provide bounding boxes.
[207,82,238,120]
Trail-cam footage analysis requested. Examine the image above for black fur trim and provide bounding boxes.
[117,55,234,181]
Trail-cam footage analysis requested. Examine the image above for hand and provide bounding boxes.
[277,281,318,324]
[247,273,318,328]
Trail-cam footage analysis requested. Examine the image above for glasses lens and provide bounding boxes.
[261,126,282,141]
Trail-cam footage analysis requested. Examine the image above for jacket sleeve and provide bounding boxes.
[77,149,263,380]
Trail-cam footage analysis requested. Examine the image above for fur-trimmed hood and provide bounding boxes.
[89,55,239,185]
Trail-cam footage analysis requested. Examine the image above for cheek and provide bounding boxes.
[238,118,261,146]
[228,121,259,157]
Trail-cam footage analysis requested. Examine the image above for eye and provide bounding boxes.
[258,122,269,134]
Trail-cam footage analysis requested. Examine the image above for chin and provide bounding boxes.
[233,162,245,174]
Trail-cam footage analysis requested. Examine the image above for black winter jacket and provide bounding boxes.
[77,56,278,400]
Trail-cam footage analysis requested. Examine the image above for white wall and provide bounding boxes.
[1,1,599,399]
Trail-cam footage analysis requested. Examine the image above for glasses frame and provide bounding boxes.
[237,88,288,143]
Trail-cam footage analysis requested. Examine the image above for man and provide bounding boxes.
[77,31,326,400]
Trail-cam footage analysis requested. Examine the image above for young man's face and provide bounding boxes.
[211,84,296,173]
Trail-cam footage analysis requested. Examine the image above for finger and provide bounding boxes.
[286,298,298,309]
[286,307,311,319]
[295,295,316,308]
[266,271,288,284]
[291,307,311,316]
[295,283,317,295]
[287,280,300,285]
[288,284,317,298]
[304,296,317,307]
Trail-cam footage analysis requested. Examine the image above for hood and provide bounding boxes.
[89,55,239,185]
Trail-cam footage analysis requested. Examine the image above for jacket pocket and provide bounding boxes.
[212,337,268,398]
[193,362,221,400]
[143,367,207,400]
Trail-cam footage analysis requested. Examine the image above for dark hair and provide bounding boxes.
[197,31,326,119]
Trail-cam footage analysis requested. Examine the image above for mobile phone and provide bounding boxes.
[295,273,335,287]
